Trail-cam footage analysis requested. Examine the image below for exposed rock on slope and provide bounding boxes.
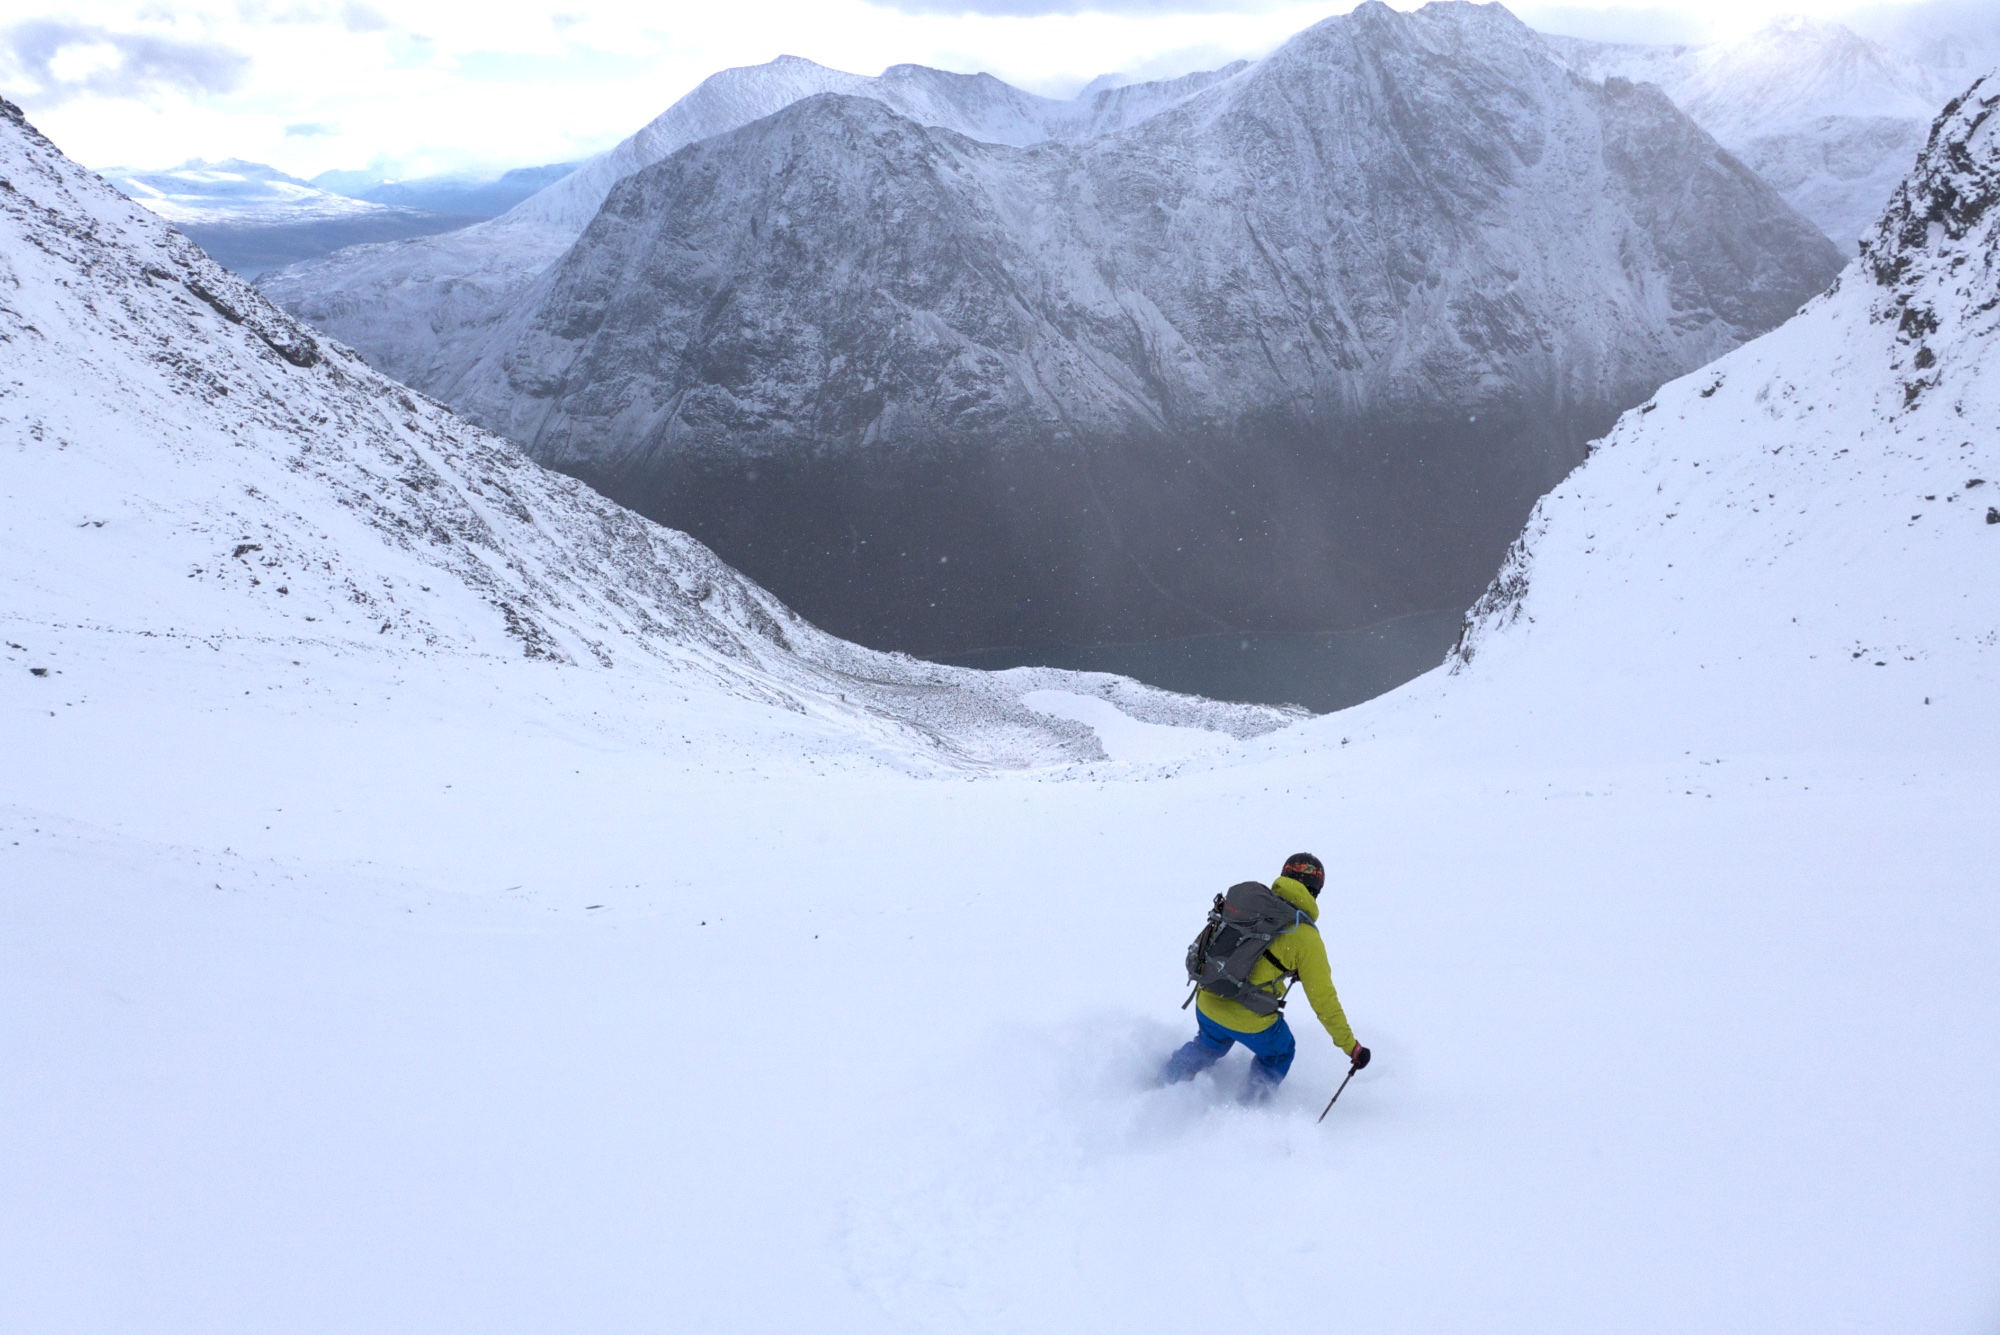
[1453,73,1999,718]
[0,98,1292,765]
[442,1,1842,659]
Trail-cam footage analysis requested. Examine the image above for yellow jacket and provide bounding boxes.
[1196,875,1358,1054]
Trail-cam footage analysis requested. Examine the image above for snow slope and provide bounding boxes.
[4,65,1999,1335]
[100,159,399,228]
[0,99,1289,768]
[253,55,1240,392]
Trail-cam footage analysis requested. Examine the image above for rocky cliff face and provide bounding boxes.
[439,1,1843,658]
[1861,72,2000,396]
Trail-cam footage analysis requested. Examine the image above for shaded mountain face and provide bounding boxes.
[0,97,1291,764]
[253,55,1242,393]
[441,1,1844,660]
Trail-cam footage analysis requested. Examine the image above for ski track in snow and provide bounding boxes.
[5,53,2000,1335]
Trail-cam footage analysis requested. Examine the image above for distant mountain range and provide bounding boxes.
[1543,5,2000,251]
[98,158,578,278]
[6,97,1279,762]
[254,56,1255,397]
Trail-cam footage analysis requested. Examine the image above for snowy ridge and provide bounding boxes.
[0,98,1295,768]
[253,56,1239,389]
[1450,72,2000,737]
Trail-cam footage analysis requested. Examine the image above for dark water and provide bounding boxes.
[942,608,1467,714]
[585,411,1587,663]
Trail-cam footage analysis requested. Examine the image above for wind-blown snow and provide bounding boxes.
[4,61,1999,1335]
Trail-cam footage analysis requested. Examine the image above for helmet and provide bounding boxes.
[1282,852,1325,896]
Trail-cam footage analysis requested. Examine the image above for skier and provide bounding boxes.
[1163,852,1369,1098]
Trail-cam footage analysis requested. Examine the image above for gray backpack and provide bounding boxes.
[1184,881,1306,1016]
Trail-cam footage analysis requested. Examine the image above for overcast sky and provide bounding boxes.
[0,0,1931,180]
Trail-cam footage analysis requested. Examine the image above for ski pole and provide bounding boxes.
[1317,1063,1359,1124]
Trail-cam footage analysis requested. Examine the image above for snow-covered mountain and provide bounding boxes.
[0,98,1290,765]
[506,56,1248,242]
[428,1,1840,660]
[1542,9,1989,252]
[254,55,1242,393]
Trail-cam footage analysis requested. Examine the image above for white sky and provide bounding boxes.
[0,0,1934,180]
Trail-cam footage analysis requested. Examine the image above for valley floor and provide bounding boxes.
[4,625,1996,1333]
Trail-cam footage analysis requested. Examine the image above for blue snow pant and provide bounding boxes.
[1163,1010,1297,1090]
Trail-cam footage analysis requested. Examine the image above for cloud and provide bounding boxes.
[284,119,337,136]
[1514,4,1711,44]
[340,3,390,34]
[1,20,250,104]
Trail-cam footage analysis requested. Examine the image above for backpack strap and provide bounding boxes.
[1254,948,1297,1004]
[1263,911,1311,966]
[1255,915,1312,999]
